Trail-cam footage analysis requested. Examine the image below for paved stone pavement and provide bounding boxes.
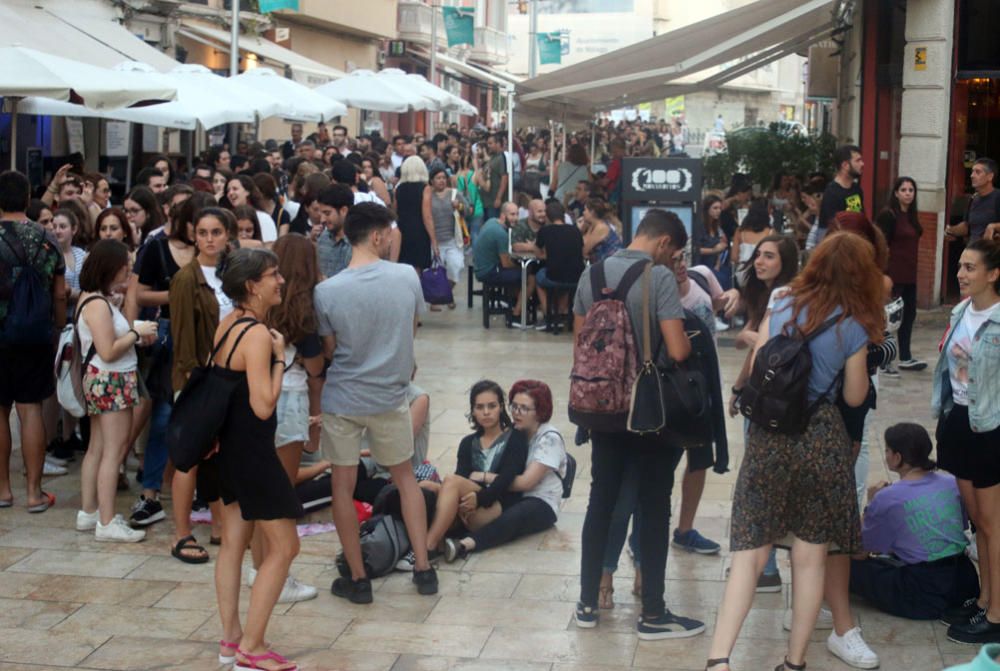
[0,295,975,670]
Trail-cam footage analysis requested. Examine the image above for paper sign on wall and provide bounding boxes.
[915,47,927,71]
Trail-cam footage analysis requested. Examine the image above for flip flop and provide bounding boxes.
[27,491,55,513]
[171,534,210,564]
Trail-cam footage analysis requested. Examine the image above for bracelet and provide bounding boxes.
[271,356,283,368]
[731,386,742,396]
[128,328,140,342]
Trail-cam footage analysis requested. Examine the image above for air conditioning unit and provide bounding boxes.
[377,50,386,66]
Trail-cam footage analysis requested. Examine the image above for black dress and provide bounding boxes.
[396,181,431,269]
[214,320,303,521]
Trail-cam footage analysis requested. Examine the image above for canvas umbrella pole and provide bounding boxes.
[8,97,19,170]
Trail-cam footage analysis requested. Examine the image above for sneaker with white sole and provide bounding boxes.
[826,627,880,669]
[575,602,599,628]
[897,359,927,371]
[396,550,416,572]
[783,606,834,631]
[95,515,146,543]
[278,575,318,604]
[636,610,706,640]
[129,495,165,526]
[43,459,67,476]
[45,454,69,468]
[714,318,730,333]
[76,509,98,531]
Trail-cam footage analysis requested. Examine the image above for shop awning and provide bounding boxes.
[0,3,179,71]
[177,22,345,86]
[410,48,519,90]
[516,0,847,115]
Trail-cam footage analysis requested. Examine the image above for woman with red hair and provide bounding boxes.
[442,379,567,562]
[707,232,886,671]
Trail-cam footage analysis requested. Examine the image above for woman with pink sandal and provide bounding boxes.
[208,247,303,671]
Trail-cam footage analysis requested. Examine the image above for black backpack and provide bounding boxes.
[738,315,840,435]
[0,229,53,345]
[335,513,410,579]
[558,452,577,499]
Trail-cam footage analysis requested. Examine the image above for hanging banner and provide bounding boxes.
[537,32,562,65]
[442,7,475,47]
[258,0,299,13]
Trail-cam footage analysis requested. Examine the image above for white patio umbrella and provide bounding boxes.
[313,69,434,113]
[0,47,177,167]
[233,68,347,122]
[170,64,287,121]
[377,70,477,116]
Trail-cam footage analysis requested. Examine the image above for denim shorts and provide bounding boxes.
[275,388,309,447]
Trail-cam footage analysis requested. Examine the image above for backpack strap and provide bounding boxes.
[802,315,842,342]
[614,259,650,301]
[75,295,112,371]
[208,317,258,369]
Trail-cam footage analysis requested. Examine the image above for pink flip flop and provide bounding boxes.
[27,491,55,513]
[235,649,297,671]
[219,640,239,665]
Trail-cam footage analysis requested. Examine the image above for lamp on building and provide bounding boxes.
[245,53,259,70]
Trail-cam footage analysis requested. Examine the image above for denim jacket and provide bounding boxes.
[932,299,1000,433]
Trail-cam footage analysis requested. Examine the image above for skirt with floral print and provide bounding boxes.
[83,366,140,416]
[731,402,861,554]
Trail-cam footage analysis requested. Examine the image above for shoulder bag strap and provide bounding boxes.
[590,261,608,303]
[75,294,112,369]
[640,262,653,366]
[614,259,649,301]
[209,316,257,367]
[223,320,261,369]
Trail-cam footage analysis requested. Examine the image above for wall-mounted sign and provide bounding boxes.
[258,0,298,13]
[388,40,406,57]
[537,31,562,65]
[443,7,475,47]
[914,46,927,71]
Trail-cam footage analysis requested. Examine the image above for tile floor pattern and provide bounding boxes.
[0,294,975,670]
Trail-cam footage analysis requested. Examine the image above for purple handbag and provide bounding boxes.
[420,256,453,305]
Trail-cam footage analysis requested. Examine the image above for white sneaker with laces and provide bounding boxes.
[277,575,318,603]
[95,515,146,543]
[826,627,879,669]
[783,606,834,631]
[76,509,98,531]
[395,550,416,572]
[714,318,730,332]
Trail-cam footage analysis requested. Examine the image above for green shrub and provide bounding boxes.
[703,123,838,191]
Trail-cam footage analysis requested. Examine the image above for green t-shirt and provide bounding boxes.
[472,219,509,279]
[456,170,483,219]
[511,219,538,245]
[484,153,507,207]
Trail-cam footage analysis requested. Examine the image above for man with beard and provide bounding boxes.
[315,184,354,278]
[819,145,865,238]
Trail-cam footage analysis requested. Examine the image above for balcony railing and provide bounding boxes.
[397,1,508,64]
[471,25,508,65]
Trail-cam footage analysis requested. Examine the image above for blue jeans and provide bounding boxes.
[468,213,485,248]
[141,399,171,492]
[602,458,642,572]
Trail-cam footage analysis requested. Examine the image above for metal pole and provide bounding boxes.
[428,0,438,135]
[548,120,556,198]
[589,115,596,170]
[528,0,538,78]
[228,0,240,151]
[506,87,514,203]
[8,99,18,170]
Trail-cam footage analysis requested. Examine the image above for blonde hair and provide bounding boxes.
[400,155,429,185]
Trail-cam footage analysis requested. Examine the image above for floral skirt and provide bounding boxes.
[731,402,861,554]
[84,366,140,416]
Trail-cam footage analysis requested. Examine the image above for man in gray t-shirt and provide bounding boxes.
[313,202,438,600]
[571,210,706,636]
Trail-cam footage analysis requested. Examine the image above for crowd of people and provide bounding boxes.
[1,115,999,671]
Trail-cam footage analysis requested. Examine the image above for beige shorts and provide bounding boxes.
[321,402,414,468]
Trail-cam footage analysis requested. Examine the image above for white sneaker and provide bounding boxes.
[277,575,318,604]
[43,459,67,476]
[714,318,730,332]
[826,627,879,669]
[247,566,257,587]
[783,606,834,631]
[95,515,146,543]
[967,531,979,563]
[76,509,98,531]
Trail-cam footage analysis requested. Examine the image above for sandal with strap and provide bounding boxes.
[219,640,239,665]
[775,658,806,671]
[171,535,209,564]
[235,649,297,671]
[599,584,615,609]
[706,658,730,670]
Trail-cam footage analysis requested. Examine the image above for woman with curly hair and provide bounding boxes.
[442,379,567,562]
[708,232,887,671]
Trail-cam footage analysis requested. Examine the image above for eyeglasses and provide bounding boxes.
[670,252,690,266]
[123,207,144,216]
[510,403,535,415]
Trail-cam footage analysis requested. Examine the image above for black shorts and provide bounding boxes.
[937,404,1000,489]
[0,344,55,407]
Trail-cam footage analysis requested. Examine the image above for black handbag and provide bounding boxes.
[167,317,257,472]
[626,264,709,437]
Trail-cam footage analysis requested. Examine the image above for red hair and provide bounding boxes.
[784,232,885,342]
[509,379,553,423]
[832,211,889,271]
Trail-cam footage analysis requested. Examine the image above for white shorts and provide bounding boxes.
[438,238,465,284]
[275,388,309,446]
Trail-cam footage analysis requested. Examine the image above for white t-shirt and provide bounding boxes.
[681,265,721,336]
[353,191,397,229]
[201,265,234,319]
[525,424,568,515]
[78,297,137,373]
[282,343,308,392]
[947,301,1000,406]
[256,210,277,243]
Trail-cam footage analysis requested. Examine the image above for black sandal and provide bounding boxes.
[171,535,210,564]
[775,658,806,671]
[706,659,729,670]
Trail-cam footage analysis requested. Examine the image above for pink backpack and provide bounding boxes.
[568,260,648,432]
